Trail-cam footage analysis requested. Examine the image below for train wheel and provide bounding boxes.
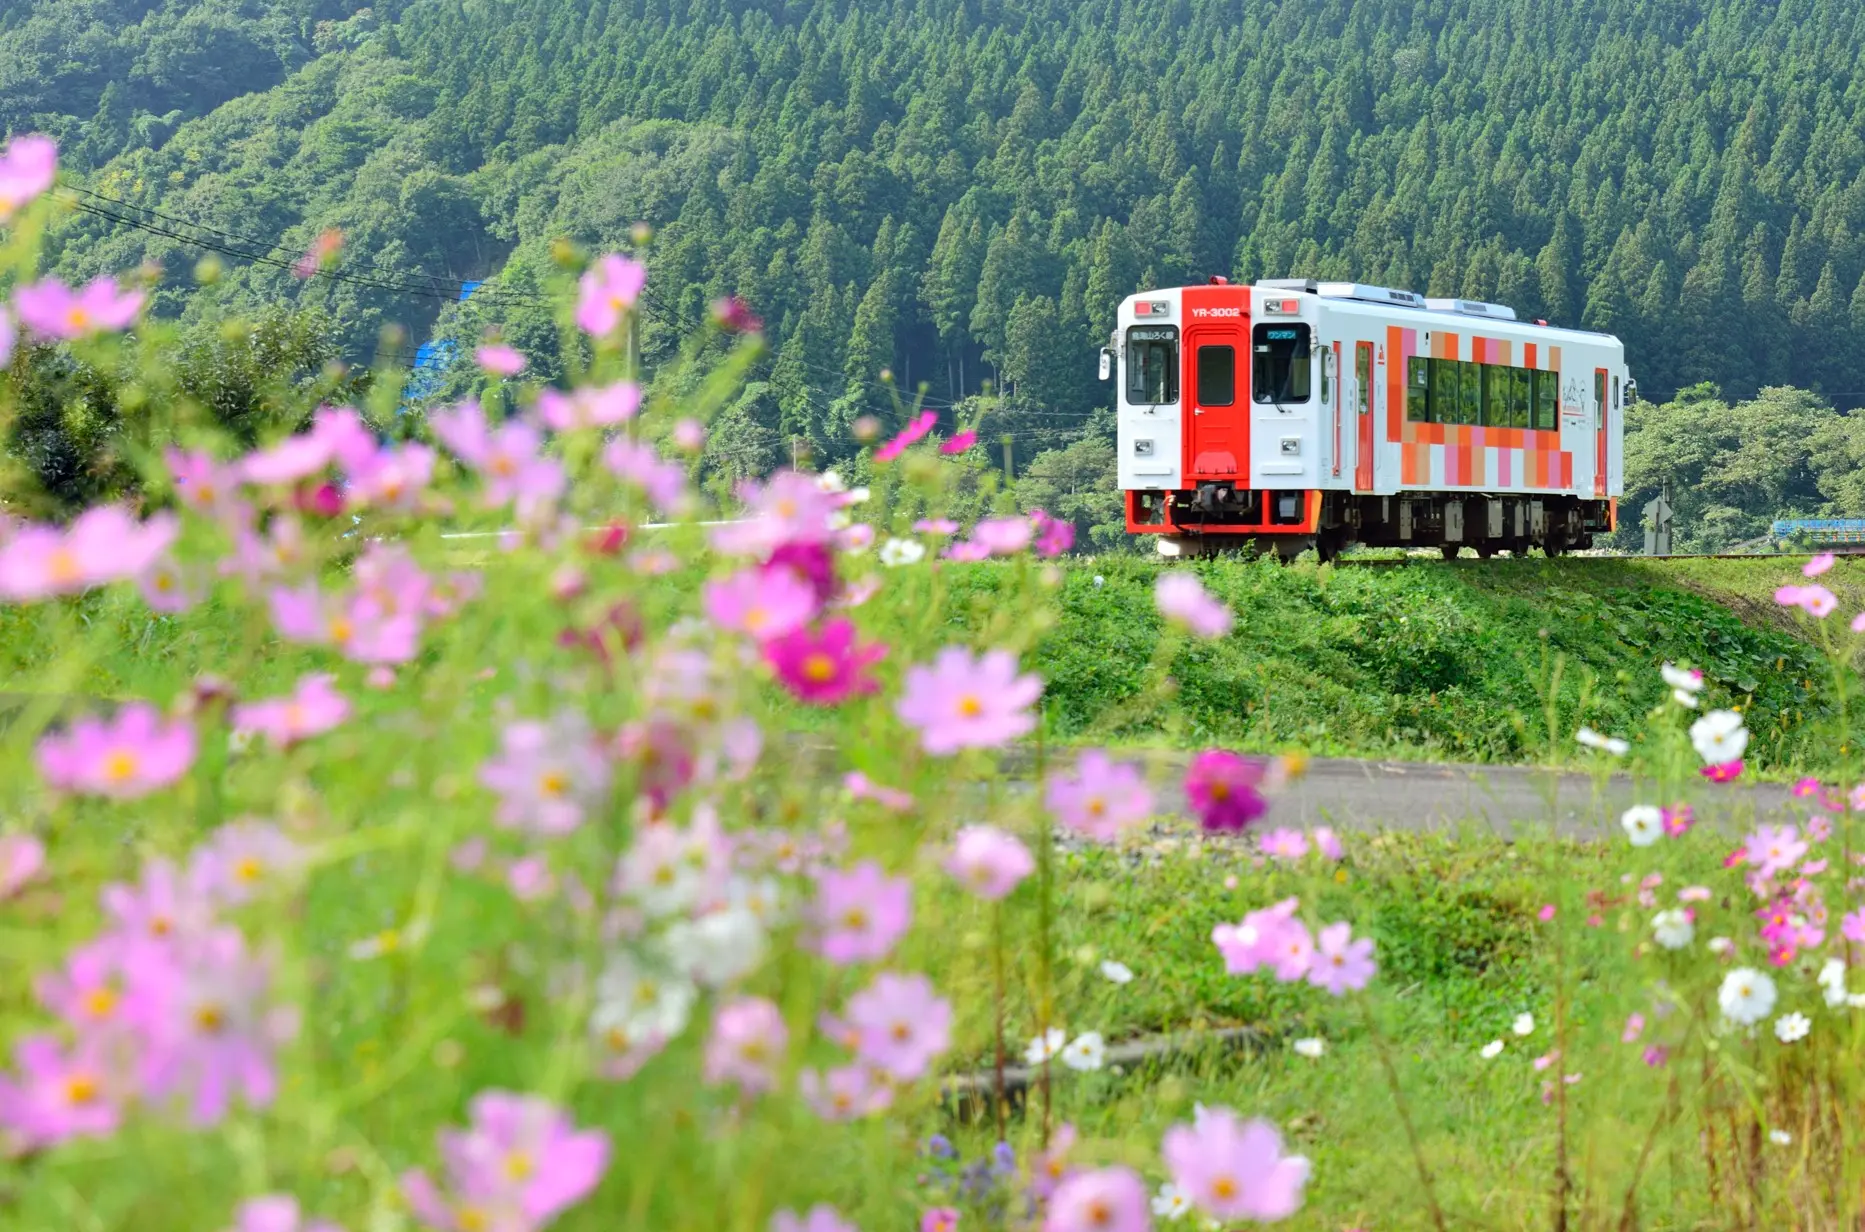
[1315,531,1342,565]
[1543,533,1565,558]
[1475,543,1497,560]
[1439,543,1461,560]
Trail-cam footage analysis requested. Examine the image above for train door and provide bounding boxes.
[1354,341,1375,492]
[1185,321,1247,480]
[1593,367,1608,498]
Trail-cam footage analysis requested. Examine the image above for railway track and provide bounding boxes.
[1331,550,1854,567]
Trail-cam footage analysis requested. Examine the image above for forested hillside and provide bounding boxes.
[16,0,1865,479]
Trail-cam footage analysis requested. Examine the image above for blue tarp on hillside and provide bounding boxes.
[399,280,482,411]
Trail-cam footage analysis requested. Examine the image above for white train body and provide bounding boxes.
[1108,278,1630,557]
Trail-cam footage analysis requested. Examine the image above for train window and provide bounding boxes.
[1594,370,1607,424]
[1511,368,1532,429]
[1355,344,1371,415]
[1407,357,1431,422]
[1196,345,1235,407]
[1125,325,1179,404]
[1613,374,1620,411]
[1430,357,1459,423]
[1252,324,1312,403]
[1459,361,1481,425]
[1483,365,1509,427]
[1535,370,1558,430]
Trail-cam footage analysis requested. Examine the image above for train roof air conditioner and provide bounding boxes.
[1255,278,1318,292]
[1316,282,1427,309]
[1424,297,1519,321]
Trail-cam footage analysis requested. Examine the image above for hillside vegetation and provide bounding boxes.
[17,0,1865,474]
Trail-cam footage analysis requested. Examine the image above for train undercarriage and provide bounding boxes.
[1128,488,1615,562]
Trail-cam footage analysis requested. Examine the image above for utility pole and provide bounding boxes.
[1642,480,1673,555]
[1002,433,1014,482]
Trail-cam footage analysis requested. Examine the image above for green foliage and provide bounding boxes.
[39,0,1865,478]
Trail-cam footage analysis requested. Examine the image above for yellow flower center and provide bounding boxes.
[103,750,139,782]
[538,770,569,797]
[1209,782,1230,801]
[605,1026,632,1052]
[743,606,768,632]
[1212,1174,1239,1200]
[48,547,83,585]
[957,695,983,718]
[82,987,118,1019]
[235,857,264,883]
[328,617,353,645]
[842,907,869,931]
[890,1021,911,1043]
[504,1151,533,1181]
[195,1002,227,1033]
[64,1073,100,1105]
[1085,1199,1112,1227]
[489,455,517,478]
[802,653,837,683]
[1086,797,1106,818]
[457,1207,489,1232]
[65,307,91,332]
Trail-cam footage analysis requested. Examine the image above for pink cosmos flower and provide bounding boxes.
[943,540,991,562]
[875,410,937,463]
[1259,828,1309,861]
[479,713,613,836]
[800,1063,892,1121]
[945,826,1035,900]
[401,1091,610,1232]
[101,857,216,943]
[231,674,350,749]
[671,418,706,452]
[1538,904,1557,922]
[1776,583,1837,617]
[13,276,143,340]
[809,861,912,964]
[844,770,914,811]
[1308,921,1376,995]
[920,1209,959,1232]
[194,821,304,906]
[1661,804,1694,836]
[1702,760,1744,783]
[575,253,647,336]
[1809,815,1833,842]
[772,1207,856,1232]
[225,1195,344,1232]
[1161,1105,1310,1222]
[536,381,641,431]
[0,833,44,899]
[0,1034,121,1146]
[1678,886,1712,903]
[1029,1123,1079,1200]
[1314,827,1344,861]
[142,926,297,1126]
[345,443,435,511]
[1643,1046,1670,1068]
[1269,919,1315,980]
[268,582,420,664]
[475,344,526,376]
[1046,749,1153,841]
[36,703,195,799]
[36,936,157,1039]
[166,447,241,517]
[1156,572,1233,637]
[1184,750,1268,832]
[1043,1167,1150,1232]
[1854,610,1865,634]
[0,134,57,221]
[704,567,819,641]
[845,971,952,1081]
[1843,909,1865,943]
[939,430,977,455]
[972,517,1033,555]
[292,229,343,278]
[241,407,375,486]
[895,646,1042,755]
[710,296,762,334]
[1213,898,1301,976]
[1806,552,1836,577]
[137,556,198,613]
[764,540,840,605]
[710,471,841,556]
[914,518,959,535]
[1622,1013,1646,1043]
[0,505,178,601]
[1746,825,1808,878]
[764,619,887,704]
[1031,509,1075,557]
[1792,776,1824,800]
[703,997,788,1096]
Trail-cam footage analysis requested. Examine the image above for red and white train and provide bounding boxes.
[1101,278,1631,559]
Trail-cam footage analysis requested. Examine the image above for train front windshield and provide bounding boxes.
[1126,325,1179,404]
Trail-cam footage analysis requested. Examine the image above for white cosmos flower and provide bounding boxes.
[1061,1031,1107,1071]
[1849,992,1865,1010]
[348,920,429,961]
[1672,688,1700,709]
[661,904,765,987]
[1690,709,1749,765]
[1718,968,1778,1026]
[1513,1013,1536,1037]
[591,953,695,1044]
[1576,727,1630,755]
[1292,1037,1325,1059]
[1151,1183,1192,1221]
[1661,663,1704,694]
[1708,936,1735,956]
[1819,958,1848,1006]
[1652,908,1694,950]
[1099,959,1135,985]
[815,470,847,494]
[1774,1012,1811,1043]
[1480,1039,1505,1059]
[1622,805,1664,847]
[878,537,926,567]
[1769,1129,1792,1145]
[1024,1027,1066,1065]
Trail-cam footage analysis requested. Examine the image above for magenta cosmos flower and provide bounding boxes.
[1043,1166,1150,1232]
[710,295,762,334]
[763,618,887,704]
[875,410,937,463]
[0,1034,122,1147]
[475,344,526,376]
[232,673,350,749]
[14,275,143,340]
[1161,1105,1310,1222]
[704,566,819,640]
[478,713,613,836]
[844,971,952,1081]
[1184,750,1268,832]
[1047,749,1153,841]
[808,861,911,964]
[0,134,57,221]
[575,253,646,337]
[37,702,195,799]
[945,825,1035,900]
[402,1090,610,1232]
[0,505,178,601]
[702,996,789,1096]
[225,1195,344,1232]
[1156,572,1233,638]
[895,646,1042,755]
[1307,922,1377,995]
[1032,509,1075,556]
[771,1207,856,1232]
